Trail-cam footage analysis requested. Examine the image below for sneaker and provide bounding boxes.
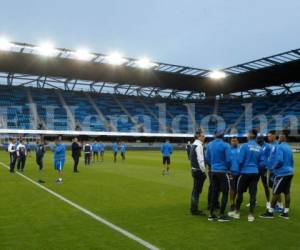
[228,211,235,217]
[218,215,230,222]
[228,211,240,219]
[279,212,289,220]
[248,214,255,222]
[191,210,206,216]
[260,211,274,219]
[208,214,218,221]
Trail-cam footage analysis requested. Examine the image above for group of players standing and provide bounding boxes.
[7,137,127,184]
[187,129,294,222]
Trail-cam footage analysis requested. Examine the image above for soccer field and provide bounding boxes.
[0,150,299,250]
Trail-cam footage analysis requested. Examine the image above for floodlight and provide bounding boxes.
[74,49,93,61]
[135,58,158,69]
[36,42,57,56]
[208,70,227,80]
[0,37,12,51]
[105,52,127,65]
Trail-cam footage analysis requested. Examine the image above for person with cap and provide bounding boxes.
[228,129,264,222]
[206,129,231,222]
[260,133,294,219]
[189,130,207,216]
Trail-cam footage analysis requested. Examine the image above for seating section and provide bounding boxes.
[0,85,299,134]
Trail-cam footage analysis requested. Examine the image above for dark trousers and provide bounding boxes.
[10,153,17,172]
[121,152,125,160]
[85,153,91,165]
[73,155,80,171]
[17,156,26,171]
[210,172,230,216]
[36,156,44,170]
[207,170,220,209]
[191,170,207,213]
[236,174,259,213]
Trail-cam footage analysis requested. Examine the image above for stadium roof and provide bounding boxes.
[0,41,300,98]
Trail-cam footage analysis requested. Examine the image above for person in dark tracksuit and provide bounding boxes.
[260,133,294,219]
[206,130,231,222]
[72,138,81,173]
[35,138,46,183]
[16,139,27,172]
[8,138,17,173]
[83,143,92,166]
[229,129,263,222]
[189,130,207,216]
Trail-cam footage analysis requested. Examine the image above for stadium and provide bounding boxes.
[0,1,299,250]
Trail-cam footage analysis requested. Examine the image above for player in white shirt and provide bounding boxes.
[8,138,17,173]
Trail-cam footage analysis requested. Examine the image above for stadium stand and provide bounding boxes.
[0,84,299,135]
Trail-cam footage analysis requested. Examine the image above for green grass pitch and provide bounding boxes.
[0,150,299,250]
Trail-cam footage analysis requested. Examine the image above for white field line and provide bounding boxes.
[0,162,160,250]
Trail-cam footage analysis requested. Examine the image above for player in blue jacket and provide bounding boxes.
[112,142,118,163]
[261,133,294,219]
[257,134,272,209]
[206,130,231,222]
[53,136,66,184]
[266,130,283,212]
[99,142,105,162]
[229,136,240,212]
[120,143,126,161]
[161,140,173,176]
[229,129,263,222]
[92,141,99,163]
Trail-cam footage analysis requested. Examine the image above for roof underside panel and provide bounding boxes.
[1,46,300,96]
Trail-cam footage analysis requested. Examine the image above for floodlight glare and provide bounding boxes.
[208,70,227,80]
[36,42,57,56]
[136,58,158,69]
[106,52,127,65]
[74,49,93,61]
[0,37,12,51]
